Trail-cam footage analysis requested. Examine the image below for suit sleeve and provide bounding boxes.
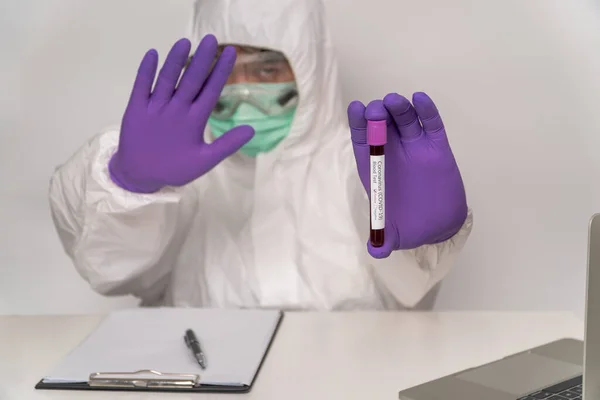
[48,128,202,303]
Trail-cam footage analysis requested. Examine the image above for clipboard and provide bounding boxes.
[35,308,284,394]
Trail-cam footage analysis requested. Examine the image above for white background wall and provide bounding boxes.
[2,0,600,317]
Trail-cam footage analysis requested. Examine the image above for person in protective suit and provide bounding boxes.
[48,0,473,311]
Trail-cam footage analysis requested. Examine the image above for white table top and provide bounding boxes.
[0,311,584,400]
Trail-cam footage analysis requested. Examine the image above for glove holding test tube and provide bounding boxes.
[347,92,468,258]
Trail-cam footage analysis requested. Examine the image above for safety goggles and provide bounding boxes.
[211,82,299,120]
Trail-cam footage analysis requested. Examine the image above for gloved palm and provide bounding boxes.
[348,92,468,258]
[109,35,254,193]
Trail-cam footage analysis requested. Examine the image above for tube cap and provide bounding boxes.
[367,119,387,146]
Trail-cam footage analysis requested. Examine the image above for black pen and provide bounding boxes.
[184,329,207,369]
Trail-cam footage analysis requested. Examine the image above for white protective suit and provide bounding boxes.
[48,0,473,311]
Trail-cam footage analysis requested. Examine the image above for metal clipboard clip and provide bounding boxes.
[88,369,200,389]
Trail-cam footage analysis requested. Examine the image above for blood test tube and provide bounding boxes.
[367,119,386,247]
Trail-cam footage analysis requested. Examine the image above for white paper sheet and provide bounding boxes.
[42,307,282,386]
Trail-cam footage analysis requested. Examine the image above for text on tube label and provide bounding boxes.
[370,155,385,230]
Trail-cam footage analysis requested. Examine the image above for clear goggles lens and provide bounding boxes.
[211,82,299,120]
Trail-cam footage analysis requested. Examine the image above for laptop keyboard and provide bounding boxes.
[518,375,582,399]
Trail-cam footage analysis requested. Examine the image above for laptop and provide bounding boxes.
[398,213,600,400]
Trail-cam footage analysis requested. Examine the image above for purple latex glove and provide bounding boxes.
[347,92,468,258]
[108,35,254,193]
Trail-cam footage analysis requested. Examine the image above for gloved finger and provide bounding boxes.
[347,100,367,145]
[367,234,394,259]
[175,34,219,103]
[383,93,422,141]
[412,92,445,135]
[365,99,391,124]
[150,38,191,107]
[128,49,158,108]
[205,125,255,161]
[191,45,237,117]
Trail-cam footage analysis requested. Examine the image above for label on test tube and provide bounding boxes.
[370,155,385,230]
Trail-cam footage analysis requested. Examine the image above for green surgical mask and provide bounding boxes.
[208,83,298,157]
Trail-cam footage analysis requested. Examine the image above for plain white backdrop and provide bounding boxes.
[2,0,600,316]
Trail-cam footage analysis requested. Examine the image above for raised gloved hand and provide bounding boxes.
[108,35,254,193]
[347,92,468,258]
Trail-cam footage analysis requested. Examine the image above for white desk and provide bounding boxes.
[0,312,584,400]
